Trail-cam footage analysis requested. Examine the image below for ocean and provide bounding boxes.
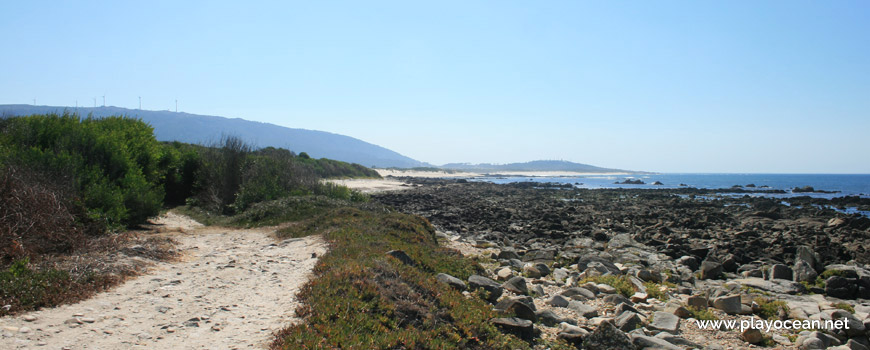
[473,173,870,199]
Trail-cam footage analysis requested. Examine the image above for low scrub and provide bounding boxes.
[0,258,116,316]
[269,206,555,349]
[580,275,635,297]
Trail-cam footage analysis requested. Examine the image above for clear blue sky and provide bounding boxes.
[2,1,869,173]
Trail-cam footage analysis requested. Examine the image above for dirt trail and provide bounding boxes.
[0,213,326,350]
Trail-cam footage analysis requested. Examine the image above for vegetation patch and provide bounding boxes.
[580,275,635,297]
[753,297,789,320]
[0,258,116,316]
[832,302,854,314]
[270,206,566,349]
[686,306,718,321]
[644,281,668,301]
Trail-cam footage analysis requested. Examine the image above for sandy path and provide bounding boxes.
[0,214,327,350]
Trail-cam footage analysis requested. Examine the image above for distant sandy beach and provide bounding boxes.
[375,169,630,178]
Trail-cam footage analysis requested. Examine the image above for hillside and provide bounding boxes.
[440,160,638,173]
[0,105,425,168]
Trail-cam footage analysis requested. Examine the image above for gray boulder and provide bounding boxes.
[583,321,635,350]
[468,275,503,303]
[648,311,680,334]
[615,311,643,332]
[502,276,529,296]
[712,295,743,315]
[435,273,466,291]
[793,260,819,282]
[491,317,536,340]
[699,258,723,280]
[769,264,793,281]
[568,301,599,318]
[631,334,682,350]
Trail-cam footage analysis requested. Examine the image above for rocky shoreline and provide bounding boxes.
[374,179,870,349]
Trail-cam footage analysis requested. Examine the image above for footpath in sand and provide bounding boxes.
[0,213,327,350]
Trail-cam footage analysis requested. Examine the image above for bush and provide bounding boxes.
[580,275,635,297]
[0,163,103,262]
[0,113,166,227]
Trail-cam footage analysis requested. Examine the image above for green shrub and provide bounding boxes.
[644,281,668,301]
[686,306,718,320]
[754,297,789,320]
[833,302,854,313]
[0,113,166,228]
[580,275,635,297]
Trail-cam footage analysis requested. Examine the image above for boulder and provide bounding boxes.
[522,264,541,278]
[699,258,723,280]
[615,311,642,332]
[386,250,415,266]
[769,264,793,281]
[582,321,635,350]
[568,301,599,318]
[536,309,571,327]
[687,295,707,309]
[795,246,820,271]
[502,276,529,296]
[495,267,514,281]
[561,287,596,300]
[793,260,818,283]
[676,256,700,271]
[648,311,680,334]
[742,328,763,344]
[468,275,503,303]
[494,298,536,322]
[712,295,743,315]
[498,250,521,260]
[631,334,682,350]
[435,273,466,291]
[491,317,536,340]
[826,276,857,299]
[548,295,570,308]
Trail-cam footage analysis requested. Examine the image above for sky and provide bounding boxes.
[2,1,869,173]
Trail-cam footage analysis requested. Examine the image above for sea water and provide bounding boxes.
[473,173,870,199]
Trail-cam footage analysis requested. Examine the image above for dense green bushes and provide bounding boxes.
[0,113,166,228]
[0,113,377,261]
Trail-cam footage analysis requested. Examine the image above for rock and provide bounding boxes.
[536,309,570,326]
[496,267,514,281]
[568,301,599,318]
[731,277,807,295]
[672,306,691,319]
[533,262,551,277]
[769,264,793,280]
[631,334,682,350]
[498,250,521,260]
[583,321,635,350]
[676,256,700,271]
[827,276,858,299]
[794,260,819,282]
[521,264,541,278]
[845,340,869,350]
[742,328,763,344]
[491,317,536,340]
[553,268,569,284]
[22,315,37,322]
[630,292,648,303]
[468,275,503,303]
[602,294,631,306]
[796,246,820,271]
[596,283,617,295]
[654,333,703,348]
[18,327,31,334]
[636,269,662,283]
[615,311,643,332]
[494,298,537,322]
[699,258,723,280]
[615,302,641,316]
[830,310,865,337]
[797,331,842,349]
[435,273,466,291]
[648,311,680,334]
[562,287,596,300]
[608,233,635,249]
[549,295,570,308]
[687,295,707,309]
[712,295,743,315]
[502,276,529,296]
[386,250,415,266]
[577,256,621,276]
